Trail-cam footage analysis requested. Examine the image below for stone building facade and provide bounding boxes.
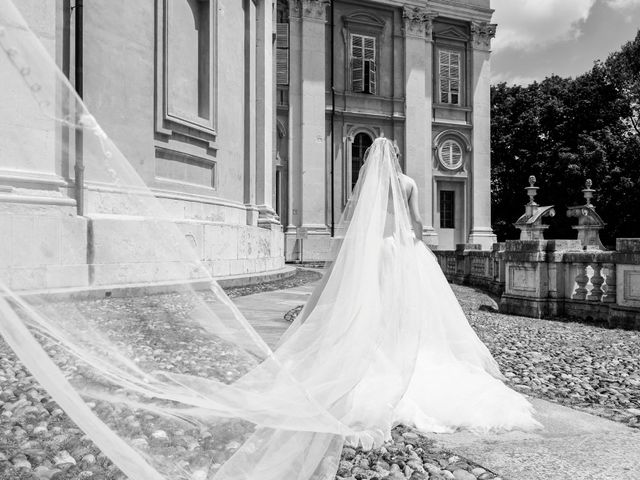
[1,0,497,291]
[276,0,497,260]
[0,0,283,291]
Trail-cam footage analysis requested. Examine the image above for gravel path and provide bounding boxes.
[454,285,640,430]
[2,279,637,480]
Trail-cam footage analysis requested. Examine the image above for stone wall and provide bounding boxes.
[0,0,286,293]
[434,239,640,330]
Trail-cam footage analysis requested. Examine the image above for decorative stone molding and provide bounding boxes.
[289,0,302,18]
[402,6,436,39]
[433,129,471,172]
[292,0,328,21]
[343,11,385,33]
[471,21,497,50]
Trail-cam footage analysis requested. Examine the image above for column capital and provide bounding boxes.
[290,0,329,21]
[471,21,497,51]
[402,6,436,39]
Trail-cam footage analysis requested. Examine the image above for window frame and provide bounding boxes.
[438,139,464,170]
[349,33,377,95]
[436,47,463,106]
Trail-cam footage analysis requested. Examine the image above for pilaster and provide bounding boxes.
[402,6,438,246]
[300,0,329,232]
[287,0,302,235]
[244,0,258,226]
[468,21,497,249]
[256,0,279,227]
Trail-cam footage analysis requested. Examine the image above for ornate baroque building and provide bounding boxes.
[276,0,497,259]
[0,0,497,291]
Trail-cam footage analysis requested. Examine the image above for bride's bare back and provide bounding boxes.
[398,173,424,242]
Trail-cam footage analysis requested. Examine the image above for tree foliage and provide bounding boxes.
[491,31,640,246]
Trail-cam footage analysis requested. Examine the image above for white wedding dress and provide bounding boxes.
[271,138,540,452]
[0,2,539,479]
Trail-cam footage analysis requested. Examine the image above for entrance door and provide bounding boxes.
[436,181,465,250]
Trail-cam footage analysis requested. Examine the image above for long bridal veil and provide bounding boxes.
[0,2,539,479]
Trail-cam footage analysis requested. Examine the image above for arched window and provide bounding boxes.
[351,132,373,191]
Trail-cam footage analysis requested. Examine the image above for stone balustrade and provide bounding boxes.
[433,238,640,330]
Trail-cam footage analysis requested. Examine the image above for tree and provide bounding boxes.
[490,31,640,246]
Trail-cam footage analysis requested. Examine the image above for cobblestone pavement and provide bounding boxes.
[1,279,638,479]
[453,284,640,430]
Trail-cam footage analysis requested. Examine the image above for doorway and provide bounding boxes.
[435,180,465,250]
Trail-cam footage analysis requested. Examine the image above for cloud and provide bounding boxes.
[606,0,640,9]
[490,71,538,86]
[490,0,640,85]
[491,0,596,52]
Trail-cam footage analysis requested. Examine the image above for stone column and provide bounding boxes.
[468,21,497,249]
[299,0,330,259]
[402,6,438,246]
[255,0,279,227]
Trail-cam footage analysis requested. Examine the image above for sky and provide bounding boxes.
[490,0,640,85]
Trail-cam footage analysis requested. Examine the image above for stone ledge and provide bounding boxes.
[6,267,297,302]
[5,279,214,302]
[216,266,297,288]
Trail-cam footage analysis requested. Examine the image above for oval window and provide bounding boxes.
[438,139,463,170]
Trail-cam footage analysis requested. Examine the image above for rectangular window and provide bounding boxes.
[276,22,289,85]
[440,190,455,229]
[438,50,461,105]
[351,34,376,95]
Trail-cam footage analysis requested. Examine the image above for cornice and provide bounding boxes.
[381,0,493,23]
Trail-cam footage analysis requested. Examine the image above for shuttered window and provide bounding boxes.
[276,22,289,85]
[351,34,376,95]
[439,50,461,105]
[438,139,463,170]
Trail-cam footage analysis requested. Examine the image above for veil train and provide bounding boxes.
[0,2,539,479]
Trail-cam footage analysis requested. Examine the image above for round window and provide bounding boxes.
[438,139,464,170]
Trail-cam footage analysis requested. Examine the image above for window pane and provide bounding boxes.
[368,60,376,95]
[276,48,289,85]
[440,190,455,229]
[363,36,375,60]
[352,58,364,92]
[352,34,363,57]
[276,23,289,48]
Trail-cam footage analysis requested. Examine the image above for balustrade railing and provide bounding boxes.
[433,239,640,329]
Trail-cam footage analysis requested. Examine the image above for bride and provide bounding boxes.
[275,137,540,450]
[0,2,539,479]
